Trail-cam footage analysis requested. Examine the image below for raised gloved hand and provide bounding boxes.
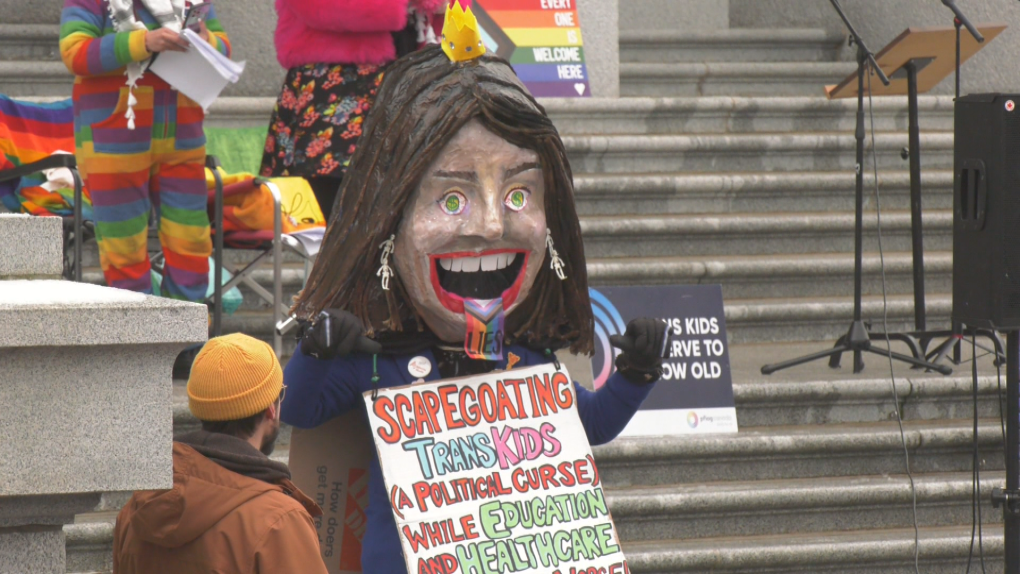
[301,309,382,360]
[609,317,670,384]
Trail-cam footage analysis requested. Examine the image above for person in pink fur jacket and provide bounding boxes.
[260,0,444,219]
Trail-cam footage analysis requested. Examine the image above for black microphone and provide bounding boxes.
[942,0,985,42]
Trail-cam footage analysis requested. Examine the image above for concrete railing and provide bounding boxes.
[0,214,206,573]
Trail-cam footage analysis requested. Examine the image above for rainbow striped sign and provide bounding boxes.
[475,0,590,97]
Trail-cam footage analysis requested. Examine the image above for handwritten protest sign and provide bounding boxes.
[363,364,628,574]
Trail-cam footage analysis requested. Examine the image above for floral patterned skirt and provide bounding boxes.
[260,63,385,180]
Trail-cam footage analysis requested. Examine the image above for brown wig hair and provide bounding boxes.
[292,46,593,355]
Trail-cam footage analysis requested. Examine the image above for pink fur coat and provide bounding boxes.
[275,0,445,68]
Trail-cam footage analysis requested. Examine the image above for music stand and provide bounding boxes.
[762,22,969,376]
[826,25,1006,370]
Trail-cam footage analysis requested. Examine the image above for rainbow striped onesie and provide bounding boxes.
[60,0,230,302]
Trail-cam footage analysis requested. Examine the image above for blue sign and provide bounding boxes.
[590,284,737,435]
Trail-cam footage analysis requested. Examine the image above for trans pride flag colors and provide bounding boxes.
[475,0,590,97]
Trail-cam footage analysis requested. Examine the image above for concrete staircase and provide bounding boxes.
[0,24,70,97]
[0,20,1005,574]
[65,367,1008,574]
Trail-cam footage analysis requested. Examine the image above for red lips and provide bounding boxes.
[429,249,529,314]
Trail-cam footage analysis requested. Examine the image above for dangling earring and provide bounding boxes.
[377,235,395,290]
[546,229,566,280]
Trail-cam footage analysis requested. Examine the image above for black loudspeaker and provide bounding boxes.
[952,93,1020,330]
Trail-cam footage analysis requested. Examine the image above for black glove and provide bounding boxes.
[301,309,382,360]
[609,318,670,384]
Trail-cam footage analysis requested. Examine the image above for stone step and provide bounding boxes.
[201,95,957,135]
[573,170,953,216]
[0,60,72,97]
[562,132,954,174]
[591,250,952,300]
[624,524,1002,574]
[214,293,957,348]
[725,293,953,344]
[62,516,1009,574]
[15,94,956,141]
[734,373,1007,428]
[621,61,861,97]
[579,209,952,258]
[171,373,1010,442]
[84,367,1003,517]
[65,521,114,574]
[0,24,61,61]
[85,247,952,305]
[546,95,955,135]
[593,418,1004,488]
[620,28,846,64]
[81,211,957,278]
[609,471,1003,542]
[82,268,958,346]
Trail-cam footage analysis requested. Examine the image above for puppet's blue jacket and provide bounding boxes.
[282,342,653,572]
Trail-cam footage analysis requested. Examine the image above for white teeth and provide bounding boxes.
[481,254,499,271]
[461,256,481,272]
[439,253,518,272]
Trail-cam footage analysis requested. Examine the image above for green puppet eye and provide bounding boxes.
[439,191,466,215]
[504,188,529,212]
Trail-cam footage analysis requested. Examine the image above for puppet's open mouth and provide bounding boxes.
[430,250,529,314]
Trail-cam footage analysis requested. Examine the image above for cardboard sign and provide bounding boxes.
[475,0,590,97]
[590,285,738,436]
[289,411,376,574]
[364,364,628,574]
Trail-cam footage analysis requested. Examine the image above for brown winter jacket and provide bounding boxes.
[113,431,328,574]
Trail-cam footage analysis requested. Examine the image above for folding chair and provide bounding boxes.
[207,174,288,355]
[1,93,305,357]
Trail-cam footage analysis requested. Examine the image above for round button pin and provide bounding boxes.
[408,356,432,378]
[1007,100,1015,112]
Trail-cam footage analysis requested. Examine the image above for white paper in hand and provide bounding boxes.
[148,29,246,111]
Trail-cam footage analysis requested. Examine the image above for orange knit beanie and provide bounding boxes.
[187,333,283,421]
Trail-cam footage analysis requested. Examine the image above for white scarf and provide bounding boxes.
[108,0,194,129]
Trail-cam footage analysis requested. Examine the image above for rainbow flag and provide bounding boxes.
[476,0,590,97]
[0,96,92,218]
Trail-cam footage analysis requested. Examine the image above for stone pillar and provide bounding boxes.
[0,214,206,573]
[578,0,620,98]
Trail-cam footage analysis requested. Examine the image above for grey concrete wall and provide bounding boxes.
[621,0,729,32]
[0,0,62,24]
[214,0,285,98]
[578,0,620,97]
[731,0,1020,95]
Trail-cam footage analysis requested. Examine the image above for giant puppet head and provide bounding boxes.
[294,4,593,356]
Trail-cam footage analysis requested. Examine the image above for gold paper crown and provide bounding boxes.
[442,0,486,63]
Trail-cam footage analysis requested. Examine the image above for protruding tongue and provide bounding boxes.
[463,297,505,361]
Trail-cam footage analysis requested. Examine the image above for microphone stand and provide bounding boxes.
[942,0,984,45]
[763,0,952,376]
[912,2,1004,370]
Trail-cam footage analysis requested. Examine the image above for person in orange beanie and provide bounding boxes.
[113,333,328,574]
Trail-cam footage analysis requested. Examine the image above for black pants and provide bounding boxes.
[307,176,343,223]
